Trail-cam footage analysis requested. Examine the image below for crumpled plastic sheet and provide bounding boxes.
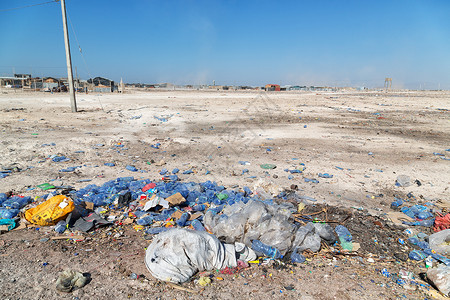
[429,229,450,256]
[205,199,337,256]
[145,228,240,283]
[206,200,321,255]
[427,264,450,296]
[292,222,336,253]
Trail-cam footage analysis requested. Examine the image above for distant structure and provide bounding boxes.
[88,77,115,92]
[118,78,125,93]
[384,78,392,90]
[265,84,281,91]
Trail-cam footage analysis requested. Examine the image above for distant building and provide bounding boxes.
[88,77,115,92]
[14,74,31,79]
[265,84,281,91]
[42,77,60,90]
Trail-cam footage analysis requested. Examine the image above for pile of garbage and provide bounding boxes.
[0,176,449,294]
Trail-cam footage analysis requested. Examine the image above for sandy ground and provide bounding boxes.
[0,89,449,299]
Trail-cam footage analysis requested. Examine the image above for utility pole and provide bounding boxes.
[60,0,77,112]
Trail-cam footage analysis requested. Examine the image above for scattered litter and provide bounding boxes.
[145,228,255,283]
[55,270,88,293]
[318,173,333,178]
[126,165,138,172]
[395,175,411,187]
[260,164,276,169]
[37,183,55,190]
[25,195,74,226]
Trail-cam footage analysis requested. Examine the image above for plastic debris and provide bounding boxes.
[126,165,138,172]
[434,213,450,232]
[260,164,276,169]
[395,175,411,187]
[427,264,450,296]
[429,229,450,256]
[55,270,88,293]
[318,173,333,178]
[144,228,255,283]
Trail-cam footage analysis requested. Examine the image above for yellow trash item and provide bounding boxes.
[25,195,75,226]
[197,276,211,286]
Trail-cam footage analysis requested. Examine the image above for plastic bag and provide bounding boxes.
[292,223,322,252]
[145,228,253,283]
[204,200,295,254]
[25,195,74,226]
[429,229,450,256]
[427,264,450,296]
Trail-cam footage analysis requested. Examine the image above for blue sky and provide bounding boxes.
[1,0,449,89]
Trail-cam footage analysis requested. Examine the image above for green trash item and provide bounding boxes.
[339,237,353,251]
[216,193,229,201]
[0,219,16,231]
[260,164,276,169]
[37,183,55,190]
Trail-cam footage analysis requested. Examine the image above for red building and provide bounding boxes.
[265,84,280,91]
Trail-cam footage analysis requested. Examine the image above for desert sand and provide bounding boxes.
[0,89,448,299]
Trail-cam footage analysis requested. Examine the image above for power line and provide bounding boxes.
[67,11,93,79]
[66,10,105,111]
[0,0,58,13]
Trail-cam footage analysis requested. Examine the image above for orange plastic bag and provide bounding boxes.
[25,195,75,226]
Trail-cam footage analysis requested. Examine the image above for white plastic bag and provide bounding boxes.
[204,200,296,254]
[145,228,253,283]
[427,264,450,296]
[429,229,450,256]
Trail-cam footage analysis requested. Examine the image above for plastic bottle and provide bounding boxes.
[145,227,169,235]
[335,225,352,242]
[403,219,435,227]
[55,220,67,233]
[251,240,283,259]
[0,208,20,219]
[417,241,430,250]
[425,256,433,268]
[400,207,416,218]
[176,212,189,227]
[403,228,416,237]
[409,250,427,261]
[125,165,138,172]
[196,195,208,204]
[192,204,206,211]
[2,196,31,210]
[0,193,7,206]
[128,200,138,211]
[431,253,450,266]
[191,219,206,231]
[407,237,419,245]
[417,211,434,220]
[243,186,252,196]
[318,173,333,178]
[424,249,450,266]
[390,199,404,210]
[291,248,306,263]
[167,175,178,181]
[136,216,154,226]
